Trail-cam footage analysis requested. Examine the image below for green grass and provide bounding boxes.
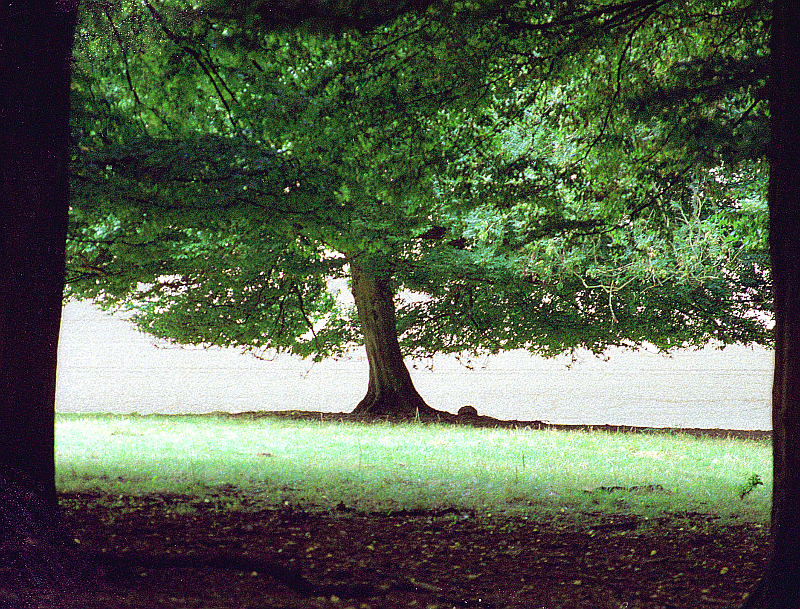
[55,413,771,523]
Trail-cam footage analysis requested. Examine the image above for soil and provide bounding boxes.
[5,412,772,609]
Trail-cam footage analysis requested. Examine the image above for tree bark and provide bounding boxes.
[348,257,439,419]
[0,0,76,508]
[0,0,87,595]
[740,1,800,606]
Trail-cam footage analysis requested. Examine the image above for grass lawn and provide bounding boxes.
[47,413,772,609]
[56,413,771,522]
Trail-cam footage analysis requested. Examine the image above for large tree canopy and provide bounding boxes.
[68,0,771,417]
[7,0,800,606]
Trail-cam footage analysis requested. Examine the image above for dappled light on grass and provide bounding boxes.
[55,414,770,523]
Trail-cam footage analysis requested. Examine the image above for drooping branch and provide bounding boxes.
[203,0,441,32]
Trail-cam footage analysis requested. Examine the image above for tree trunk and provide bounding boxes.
[348,257,439,419]
[740,1,800,606]
[0,0,76,508]
[0,0,88,595]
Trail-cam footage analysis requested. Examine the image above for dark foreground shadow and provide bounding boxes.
[215,409,772,441]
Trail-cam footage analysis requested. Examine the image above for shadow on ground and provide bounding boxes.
[222,409,773,442]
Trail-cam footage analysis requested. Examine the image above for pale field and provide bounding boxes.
[56,300,772,430]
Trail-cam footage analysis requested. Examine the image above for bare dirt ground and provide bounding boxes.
[26,488,767,609]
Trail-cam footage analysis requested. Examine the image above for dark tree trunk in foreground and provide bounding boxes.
[0,0,89,596]
[0,0,75,508]
[740,1,800,606]
[348,258,439,419]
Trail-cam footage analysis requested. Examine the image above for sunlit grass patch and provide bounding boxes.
[55,413,771,523]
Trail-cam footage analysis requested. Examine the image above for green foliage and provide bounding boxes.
[69,0,772,360]
[738,473,764,500]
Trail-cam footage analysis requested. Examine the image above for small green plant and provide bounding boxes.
[738,473,764,500]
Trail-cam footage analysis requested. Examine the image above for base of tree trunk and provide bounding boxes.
[740,570,800,608]
[351,387,445,421]
[0,467,107,602]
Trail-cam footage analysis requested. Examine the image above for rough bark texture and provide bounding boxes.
[0,0,76,508]
[740,1,800,606]
[348,258,439,419]
[0,1,91,596]
[0,465,92,595]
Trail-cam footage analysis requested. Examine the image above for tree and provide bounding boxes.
[0,0,795,604]
[0,0,77,513]
[68,0,773,418]
[69,0,772,420]
[0,0,93,594]
[739,0,800,606]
